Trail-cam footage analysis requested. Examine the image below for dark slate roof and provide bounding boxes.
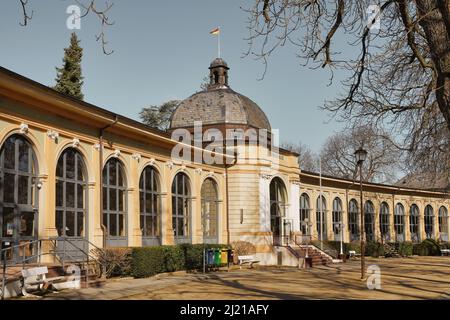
[170,88,271,130]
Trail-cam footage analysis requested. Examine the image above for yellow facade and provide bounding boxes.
[0,66,449,266]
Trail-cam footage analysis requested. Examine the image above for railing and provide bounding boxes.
[1,237,104,300]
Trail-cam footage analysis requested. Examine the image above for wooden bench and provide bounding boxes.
[441,249,450,256]
[21,266,66,297]
[238,255,260,269]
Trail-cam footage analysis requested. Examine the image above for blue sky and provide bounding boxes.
[0,0,349,152]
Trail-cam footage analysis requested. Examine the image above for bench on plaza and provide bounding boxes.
[238,255,260,269]
[441,249,450,256]
[21,266,66,297]
[349,251,361,258]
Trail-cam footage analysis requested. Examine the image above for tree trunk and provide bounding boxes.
[415,0,450,131]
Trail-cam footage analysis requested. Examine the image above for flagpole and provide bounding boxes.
[218,26,221,58]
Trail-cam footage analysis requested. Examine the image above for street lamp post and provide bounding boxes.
[354,147,367,280]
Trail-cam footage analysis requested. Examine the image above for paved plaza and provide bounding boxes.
[23,256,450,300]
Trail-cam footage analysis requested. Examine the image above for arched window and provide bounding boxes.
[379,202,390,241]
[299,193,310,235]
[103,158,127,246]
[424,205,434,239]
[348,199,359,241]
[0,135,38,261]
[139,166,161,246]
[438,206,448,242]
[172,172,191,243]
[201,178,219,244]
[394,203,405,242]
[270,178,287,245]
[316,195,327,241]
[56,148,87,238]
[332,197,343,240]
[364,201,375,242]
[410,204,420,242]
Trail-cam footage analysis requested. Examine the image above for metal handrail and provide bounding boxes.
[1,237,105,299]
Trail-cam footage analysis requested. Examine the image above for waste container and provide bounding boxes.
[207,249,215,265]
[214,249,221,266]
[220,249,228,264]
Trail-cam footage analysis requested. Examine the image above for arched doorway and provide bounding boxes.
[270,177,287,246]
[172,172,191,244]
[0,135,39,262]
[201,178,219,244]
[102,158,128,247]
[139,166,161,246]
[55,148,88,256]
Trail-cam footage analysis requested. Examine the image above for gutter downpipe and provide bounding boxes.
[99,115,119,248]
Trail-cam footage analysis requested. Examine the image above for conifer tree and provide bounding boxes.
[54,33,84,100]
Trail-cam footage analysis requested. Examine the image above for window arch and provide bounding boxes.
[410,204,420,242]
[103,158,127,246]
[139,166,161,245]
[424,205,434,239]
[438,206,448,242]
[201,178,219,244]
[364,201,375,242]
[55,148,87,238]
[379,202,390,241]
[299,193,311,235]
[332,197,343,240]
[0,134,39,261]
[172,172,191,243]
[316,195,327,240]
[270,177,287,245]
[394,203,405,242]
[348,199,359,241]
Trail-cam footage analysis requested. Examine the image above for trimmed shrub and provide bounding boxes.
[131,247,165,278]
[414,239,441,256]
[397,242,413,256]
[365,241,384,257]
[162,245,184,272]
[131,244,230,278]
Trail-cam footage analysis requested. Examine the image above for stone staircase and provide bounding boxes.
[288,245,334,266]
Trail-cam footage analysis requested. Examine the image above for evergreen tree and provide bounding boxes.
[54,33,84,100]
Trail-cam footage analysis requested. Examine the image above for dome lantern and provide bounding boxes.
[208,58,229,89]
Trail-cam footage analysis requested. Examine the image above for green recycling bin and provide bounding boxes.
[214,249,221,265]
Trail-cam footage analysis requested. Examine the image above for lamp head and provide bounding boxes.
[354,147,367,164]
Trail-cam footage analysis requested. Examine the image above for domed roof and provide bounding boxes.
[209,58,228,69]
[169,58,271,131]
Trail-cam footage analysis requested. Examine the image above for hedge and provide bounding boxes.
[413,239,442,256]
[131,243,230,278]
